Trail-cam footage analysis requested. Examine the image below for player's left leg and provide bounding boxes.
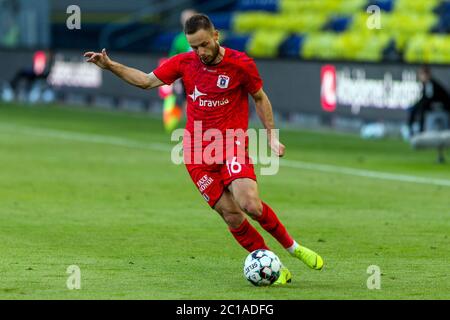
[185,163,271,253]
[214,190,291,285]
[228,178,294,248]
[229,178,324,270]
[213,190,269,253]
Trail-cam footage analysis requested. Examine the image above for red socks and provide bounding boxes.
[229,219,269,252]
[256,202,294,249]
[229,203,294,252]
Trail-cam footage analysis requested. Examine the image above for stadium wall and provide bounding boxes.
[2,49,450,126]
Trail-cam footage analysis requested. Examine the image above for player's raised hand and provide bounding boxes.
[84,48,112,69]
[269,136,285,157]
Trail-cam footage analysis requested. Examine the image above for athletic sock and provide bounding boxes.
[229,219,269,252]
[256,202,295,249]
[286,240,300,254]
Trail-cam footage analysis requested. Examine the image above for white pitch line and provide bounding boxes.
[281,160,450,187]
[1,123,450,188]
[0,123,172,152]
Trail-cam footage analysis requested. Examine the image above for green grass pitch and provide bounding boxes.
[0,103,449,299]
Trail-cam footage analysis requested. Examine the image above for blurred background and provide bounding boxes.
[1,0,450,137]
[1,1,450,300]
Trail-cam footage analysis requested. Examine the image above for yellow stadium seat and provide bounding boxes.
[394,0,439,13]
[281,0,366,15]
[405,35,450,64]
[234,12,328,33]
[232,0,443,63]
[247,30,288,57]
[302,32,339,60]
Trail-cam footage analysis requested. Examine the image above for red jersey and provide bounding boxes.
[153,48,263,163]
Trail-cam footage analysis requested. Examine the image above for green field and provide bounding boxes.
[0,103,449,300]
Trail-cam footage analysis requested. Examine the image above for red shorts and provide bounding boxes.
[185,153,257,208]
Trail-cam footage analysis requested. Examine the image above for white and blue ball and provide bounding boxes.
[243,249,281,286]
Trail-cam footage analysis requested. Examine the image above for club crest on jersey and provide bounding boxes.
[217,75,230,89]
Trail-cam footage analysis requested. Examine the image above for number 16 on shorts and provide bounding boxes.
[226,157,242,175]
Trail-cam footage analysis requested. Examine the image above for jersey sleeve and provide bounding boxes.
[153,54,183,85]
[241,56,263,95]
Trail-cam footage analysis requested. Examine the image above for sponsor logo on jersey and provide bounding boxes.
[189,85,207,102]
[203,67,217,73]
[217,75,230,89]
[199,98,230,108]
[197,174,214,193]
[189,85,231,108]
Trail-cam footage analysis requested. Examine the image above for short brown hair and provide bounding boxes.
[184,14,215,35]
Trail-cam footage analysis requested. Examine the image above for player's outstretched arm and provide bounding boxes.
[252,88,286,157]
[84,49,164,90]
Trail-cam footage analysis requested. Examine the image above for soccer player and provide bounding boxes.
[161,9,197,132]
[169,9,197,57]
[84,14,323,285]
[407,66,450,136]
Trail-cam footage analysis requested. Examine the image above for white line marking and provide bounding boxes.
[0,123,172,152]
[1,123,449,187]
[282,160,450,187]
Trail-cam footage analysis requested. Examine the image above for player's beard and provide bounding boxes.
[201,42,221,66]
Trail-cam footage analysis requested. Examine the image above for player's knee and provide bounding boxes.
[221,210,244,229]
[240,198,263,219]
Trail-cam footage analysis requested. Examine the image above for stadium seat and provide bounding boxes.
[144,0,448,62]
[233,12,328,34]
[302,32,340,60]
[280,0,366,15]
[394,0,439,13]
[208,13,234,31]
[222,33,251,52]
[323,16,352,33]
[246,30,288,58]
[236,0,279,12]
[434,0,450,15]
[278,34,305,57]
[302,30,391,62]
[367,0,394,12]
[405,35,450,64]
[435,13,450,33]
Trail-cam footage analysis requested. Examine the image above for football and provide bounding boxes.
[243,249,282,286]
